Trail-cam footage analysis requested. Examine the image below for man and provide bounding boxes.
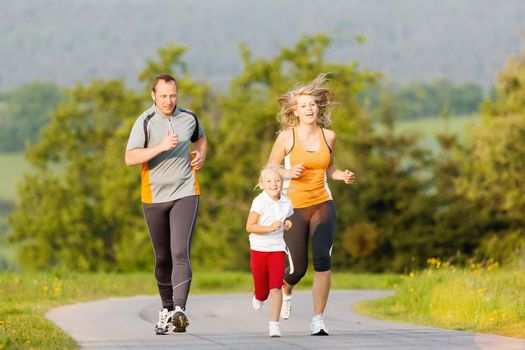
[125,73,207,334]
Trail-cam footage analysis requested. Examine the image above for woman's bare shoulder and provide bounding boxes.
[275,128,294,143]
[322,128,336,144]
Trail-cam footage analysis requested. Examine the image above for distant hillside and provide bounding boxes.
[1,0,525,92]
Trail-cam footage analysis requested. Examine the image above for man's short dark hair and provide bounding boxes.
[152,73,178,92]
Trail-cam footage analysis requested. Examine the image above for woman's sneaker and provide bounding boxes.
[310,314,329,336]
[154,308,174,335]
[269,321,281,337]
[172,306,190,333]
[280,293,292,319]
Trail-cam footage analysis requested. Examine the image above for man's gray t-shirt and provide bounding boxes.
[126,105,205,203]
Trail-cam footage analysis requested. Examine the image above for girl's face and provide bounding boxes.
[293,95,318,125]
[259,170,283,200]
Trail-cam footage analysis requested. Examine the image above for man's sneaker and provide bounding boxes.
[310,314,329,336]
[280,293,292,319]
[154,308,174,335]
[269,321,281,337]
[252,295,263,311]
[172,306,189,333]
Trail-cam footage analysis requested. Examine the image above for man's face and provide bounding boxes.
[151,80,178,116]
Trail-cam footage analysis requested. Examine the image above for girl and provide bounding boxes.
[246,166,293,337]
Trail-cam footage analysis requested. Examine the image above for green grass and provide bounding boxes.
[0,152,31,202]
[356,263,525,339]
[0,270,399,349]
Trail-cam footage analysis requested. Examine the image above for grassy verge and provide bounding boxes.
[0,270,399,349]
[355,262,525,339]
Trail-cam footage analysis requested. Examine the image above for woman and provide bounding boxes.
[266,73,355,336]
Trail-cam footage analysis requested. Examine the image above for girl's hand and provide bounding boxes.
[270,221,282,231]
[342,169,355,184]
[284,219,292,230]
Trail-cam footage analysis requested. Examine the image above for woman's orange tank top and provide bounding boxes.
[286,127,332,208]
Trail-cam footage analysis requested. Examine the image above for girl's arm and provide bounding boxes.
[246,211,282,234]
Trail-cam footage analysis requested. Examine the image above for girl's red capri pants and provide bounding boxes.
[250,250,285,302]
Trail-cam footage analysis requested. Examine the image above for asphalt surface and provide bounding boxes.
[46,290,525,350]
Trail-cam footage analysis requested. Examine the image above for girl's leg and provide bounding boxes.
[251,250,270,301]
[267,251,285,321]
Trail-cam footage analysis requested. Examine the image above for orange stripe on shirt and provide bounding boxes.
[141,163,153,203]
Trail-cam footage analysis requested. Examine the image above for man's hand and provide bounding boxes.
[158,130,178,152]
[190,150,205,170]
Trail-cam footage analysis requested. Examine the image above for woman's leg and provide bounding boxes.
[310,201,336,316]
[283,208,310,290]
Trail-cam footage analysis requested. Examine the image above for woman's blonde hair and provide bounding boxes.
[277,73,336,130]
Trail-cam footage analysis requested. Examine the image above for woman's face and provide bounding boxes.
[293,95,318,125]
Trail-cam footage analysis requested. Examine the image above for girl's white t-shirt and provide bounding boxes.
[249,191,294,252]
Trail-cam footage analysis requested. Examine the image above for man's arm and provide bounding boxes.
[125,131,178,166]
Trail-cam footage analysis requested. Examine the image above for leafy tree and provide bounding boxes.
[333,91,435,271]
[8,45,218,271]
[9,80,143,270]
[0,81,63,152]
[424,108,484,265]
[456,49,525,265]
[207,33,379,270]
[457,115,525,264]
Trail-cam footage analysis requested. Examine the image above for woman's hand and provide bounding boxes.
[290,163,305,179]
[342,169,355,184]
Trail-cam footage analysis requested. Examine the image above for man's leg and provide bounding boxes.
[143,202,174,310]
[169,195,199,309]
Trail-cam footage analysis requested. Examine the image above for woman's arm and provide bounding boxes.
[324,129,355,184]
[267,129,304,179]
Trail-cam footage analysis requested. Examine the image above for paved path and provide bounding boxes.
[46,290,525,349]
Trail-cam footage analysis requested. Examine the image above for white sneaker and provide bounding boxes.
[154,308,174,335]
[171,306,189,333]
[280,293,292,319]
[252,295,263,311]
[269,321,281,337]
[310,314,329,336]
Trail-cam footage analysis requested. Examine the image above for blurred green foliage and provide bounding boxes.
[6,34,525,272]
